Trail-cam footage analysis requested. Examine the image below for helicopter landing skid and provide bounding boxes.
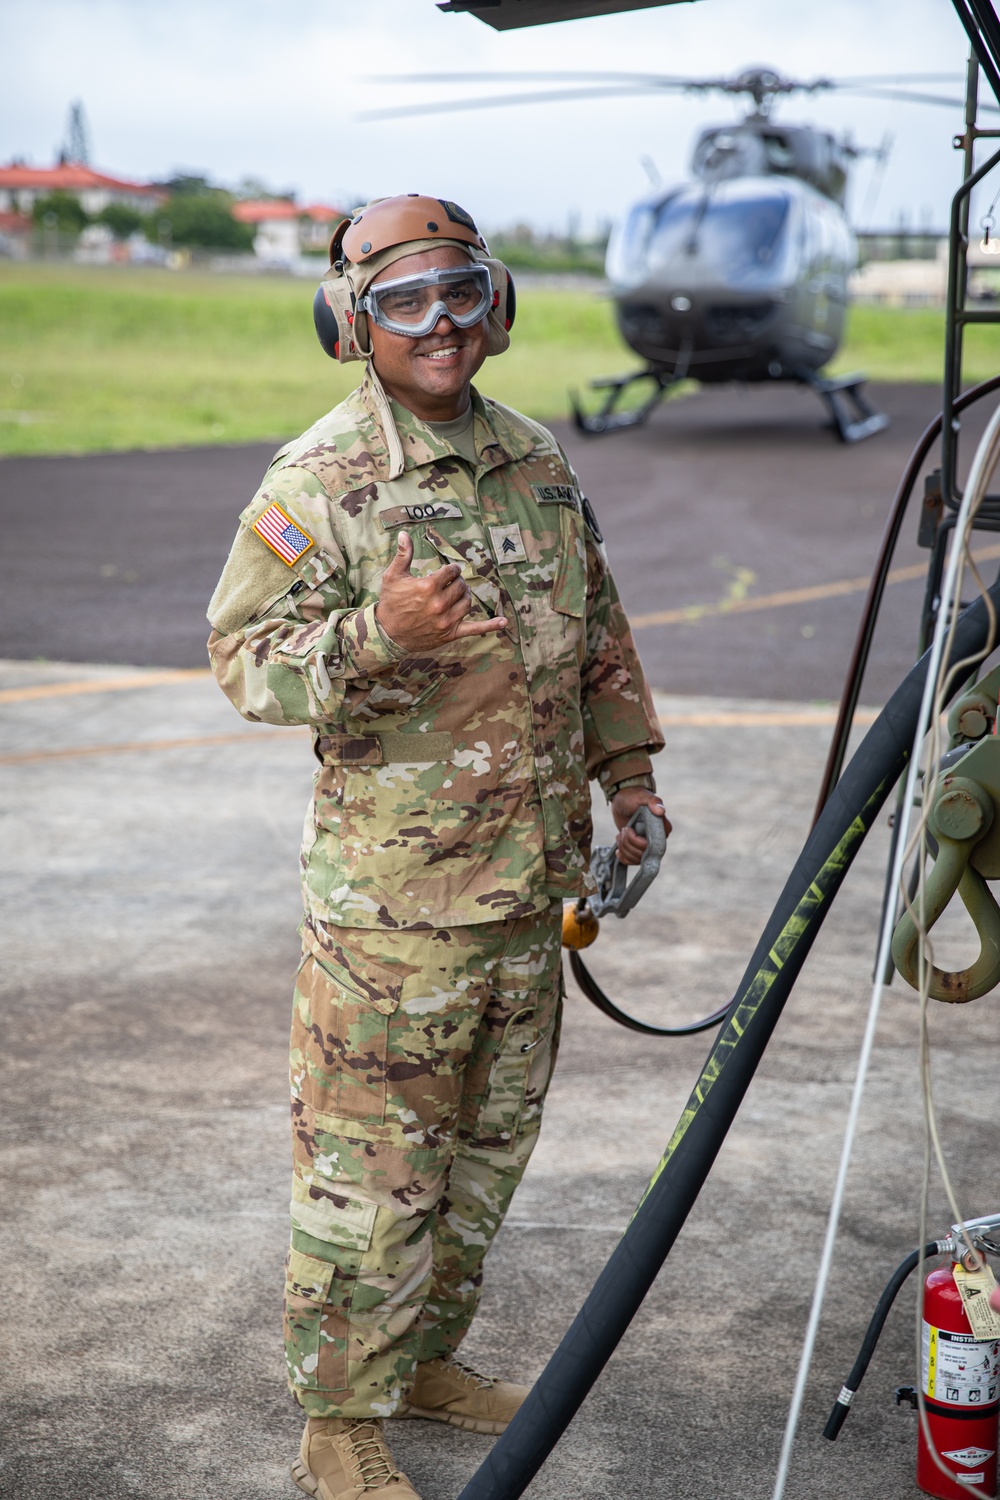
[571,367,675,435]
[806,371,889,444]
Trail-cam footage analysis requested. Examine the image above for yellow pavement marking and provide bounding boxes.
[631,544,1000,630]
[659,708,879,728]
[6,540,1000,708]
[0,669,212,704]
[0,729,303,766]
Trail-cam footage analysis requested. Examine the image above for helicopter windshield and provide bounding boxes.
[609,182,791,289]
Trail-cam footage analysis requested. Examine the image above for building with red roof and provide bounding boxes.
[231,199,345,261]
[0,163,165,218]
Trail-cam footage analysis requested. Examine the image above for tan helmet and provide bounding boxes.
[337,193,489,264]
[314,193,516,363]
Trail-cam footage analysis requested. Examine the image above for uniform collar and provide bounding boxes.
[355,368,536,479]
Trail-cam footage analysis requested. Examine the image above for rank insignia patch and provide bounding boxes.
[252,502,314,565]
[489,523,527,564]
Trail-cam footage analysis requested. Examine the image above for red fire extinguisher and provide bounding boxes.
[918,1260,1000,1500]
[824,1219,1000,1500]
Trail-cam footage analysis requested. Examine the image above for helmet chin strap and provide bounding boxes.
[363,363,406,481]
[344,261,375,361]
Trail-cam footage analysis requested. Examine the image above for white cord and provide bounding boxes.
[770,399,1000,1500]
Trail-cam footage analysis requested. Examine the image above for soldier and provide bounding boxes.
[207,194,668,1500]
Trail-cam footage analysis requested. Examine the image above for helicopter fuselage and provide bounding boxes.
[606,171,856,384]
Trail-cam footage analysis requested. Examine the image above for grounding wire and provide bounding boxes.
[770,398,1000,1500]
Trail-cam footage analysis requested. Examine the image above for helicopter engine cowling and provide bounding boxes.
[691,119,850,205]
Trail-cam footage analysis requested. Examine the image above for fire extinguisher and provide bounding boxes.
[916,1258,1000,1500]
[824,1214,1000,1500]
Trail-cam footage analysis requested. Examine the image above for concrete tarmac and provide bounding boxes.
[3,381,998,702]
[3,388,1000,1498]
[2,657,998,1500]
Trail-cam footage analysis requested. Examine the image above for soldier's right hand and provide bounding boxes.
[375,530,508,651]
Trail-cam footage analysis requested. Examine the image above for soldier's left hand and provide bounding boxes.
[610,787,671,866]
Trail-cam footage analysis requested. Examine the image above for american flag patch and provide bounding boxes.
[252,502,314,565]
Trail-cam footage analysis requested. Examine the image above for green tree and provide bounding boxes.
[154,192,254,251]
[31,192,88,234]
[95,202,144,240]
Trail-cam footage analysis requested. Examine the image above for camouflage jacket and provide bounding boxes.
[207,371,663,931]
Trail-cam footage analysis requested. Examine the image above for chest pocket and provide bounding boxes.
[549,506,586,620]
[423,524,504,618]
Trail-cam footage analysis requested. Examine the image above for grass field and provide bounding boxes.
[2,262,999,457]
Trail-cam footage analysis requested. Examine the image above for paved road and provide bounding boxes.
[2,381,993,703]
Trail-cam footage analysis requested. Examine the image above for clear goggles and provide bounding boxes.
[360,263,493,337]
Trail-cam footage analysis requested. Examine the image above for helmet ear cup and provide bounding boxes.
[502,268,516,332]
[313,275,365,363]
[483,257,515,356]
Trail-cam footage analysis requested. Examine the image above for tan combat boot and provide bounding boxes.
[291,1417,421,1500]
[396,1355,529,1435]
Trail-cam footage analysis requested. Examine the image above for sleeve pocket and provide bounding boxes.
[550,507,586,619]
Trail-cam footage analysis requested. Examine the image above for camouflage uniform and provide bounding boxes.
[207,371,663,1417]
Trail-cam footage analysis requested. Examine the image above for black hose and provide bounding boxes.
[456,581,1000,1500]
[822,1242,940,1441]
[568,948,730,1036]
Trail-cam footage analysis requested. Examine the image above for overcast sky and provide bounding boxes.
[2,0,996,238]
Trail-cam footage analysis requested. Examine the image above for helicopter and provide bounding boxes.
[364,63,992,442]
[595,70,879,440]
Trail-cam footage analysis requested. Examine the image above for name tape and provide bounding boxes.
[379,502,464,530]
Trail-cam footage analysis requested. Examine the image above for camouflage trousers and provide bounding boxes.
[284,902,564,1418]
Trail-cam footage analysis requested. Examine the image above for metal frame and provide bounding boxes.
[925,3,1000,652]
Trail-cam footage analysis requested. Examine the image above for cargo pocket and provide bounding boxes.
[291,937,402,1127]
[284,1247,344,1396]
[284,1179,378,1397]
[473,1007,536,1148]
[521,970,563,1133]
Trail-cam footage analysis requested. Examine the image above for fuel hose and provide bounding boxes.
[568,948,731,1036]
[456,579,1000,1500]
[822,1242,942,1441]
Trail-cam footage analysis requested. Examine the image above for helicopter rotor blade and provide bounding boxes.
[369,70,968,88]
[367,70,695,84]
[831,73,966,85]
[835,85,1000,112]
[360,68,998,121]
[360,83,694,121]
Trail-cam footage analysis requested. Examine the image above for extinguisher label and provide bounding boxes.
[953,1263,1000,1340]
[923,1322,1000,1405]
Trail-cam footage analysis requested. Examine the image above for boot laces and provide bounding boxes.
[344,1420,400,1491]
[444,1354,494,1389]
